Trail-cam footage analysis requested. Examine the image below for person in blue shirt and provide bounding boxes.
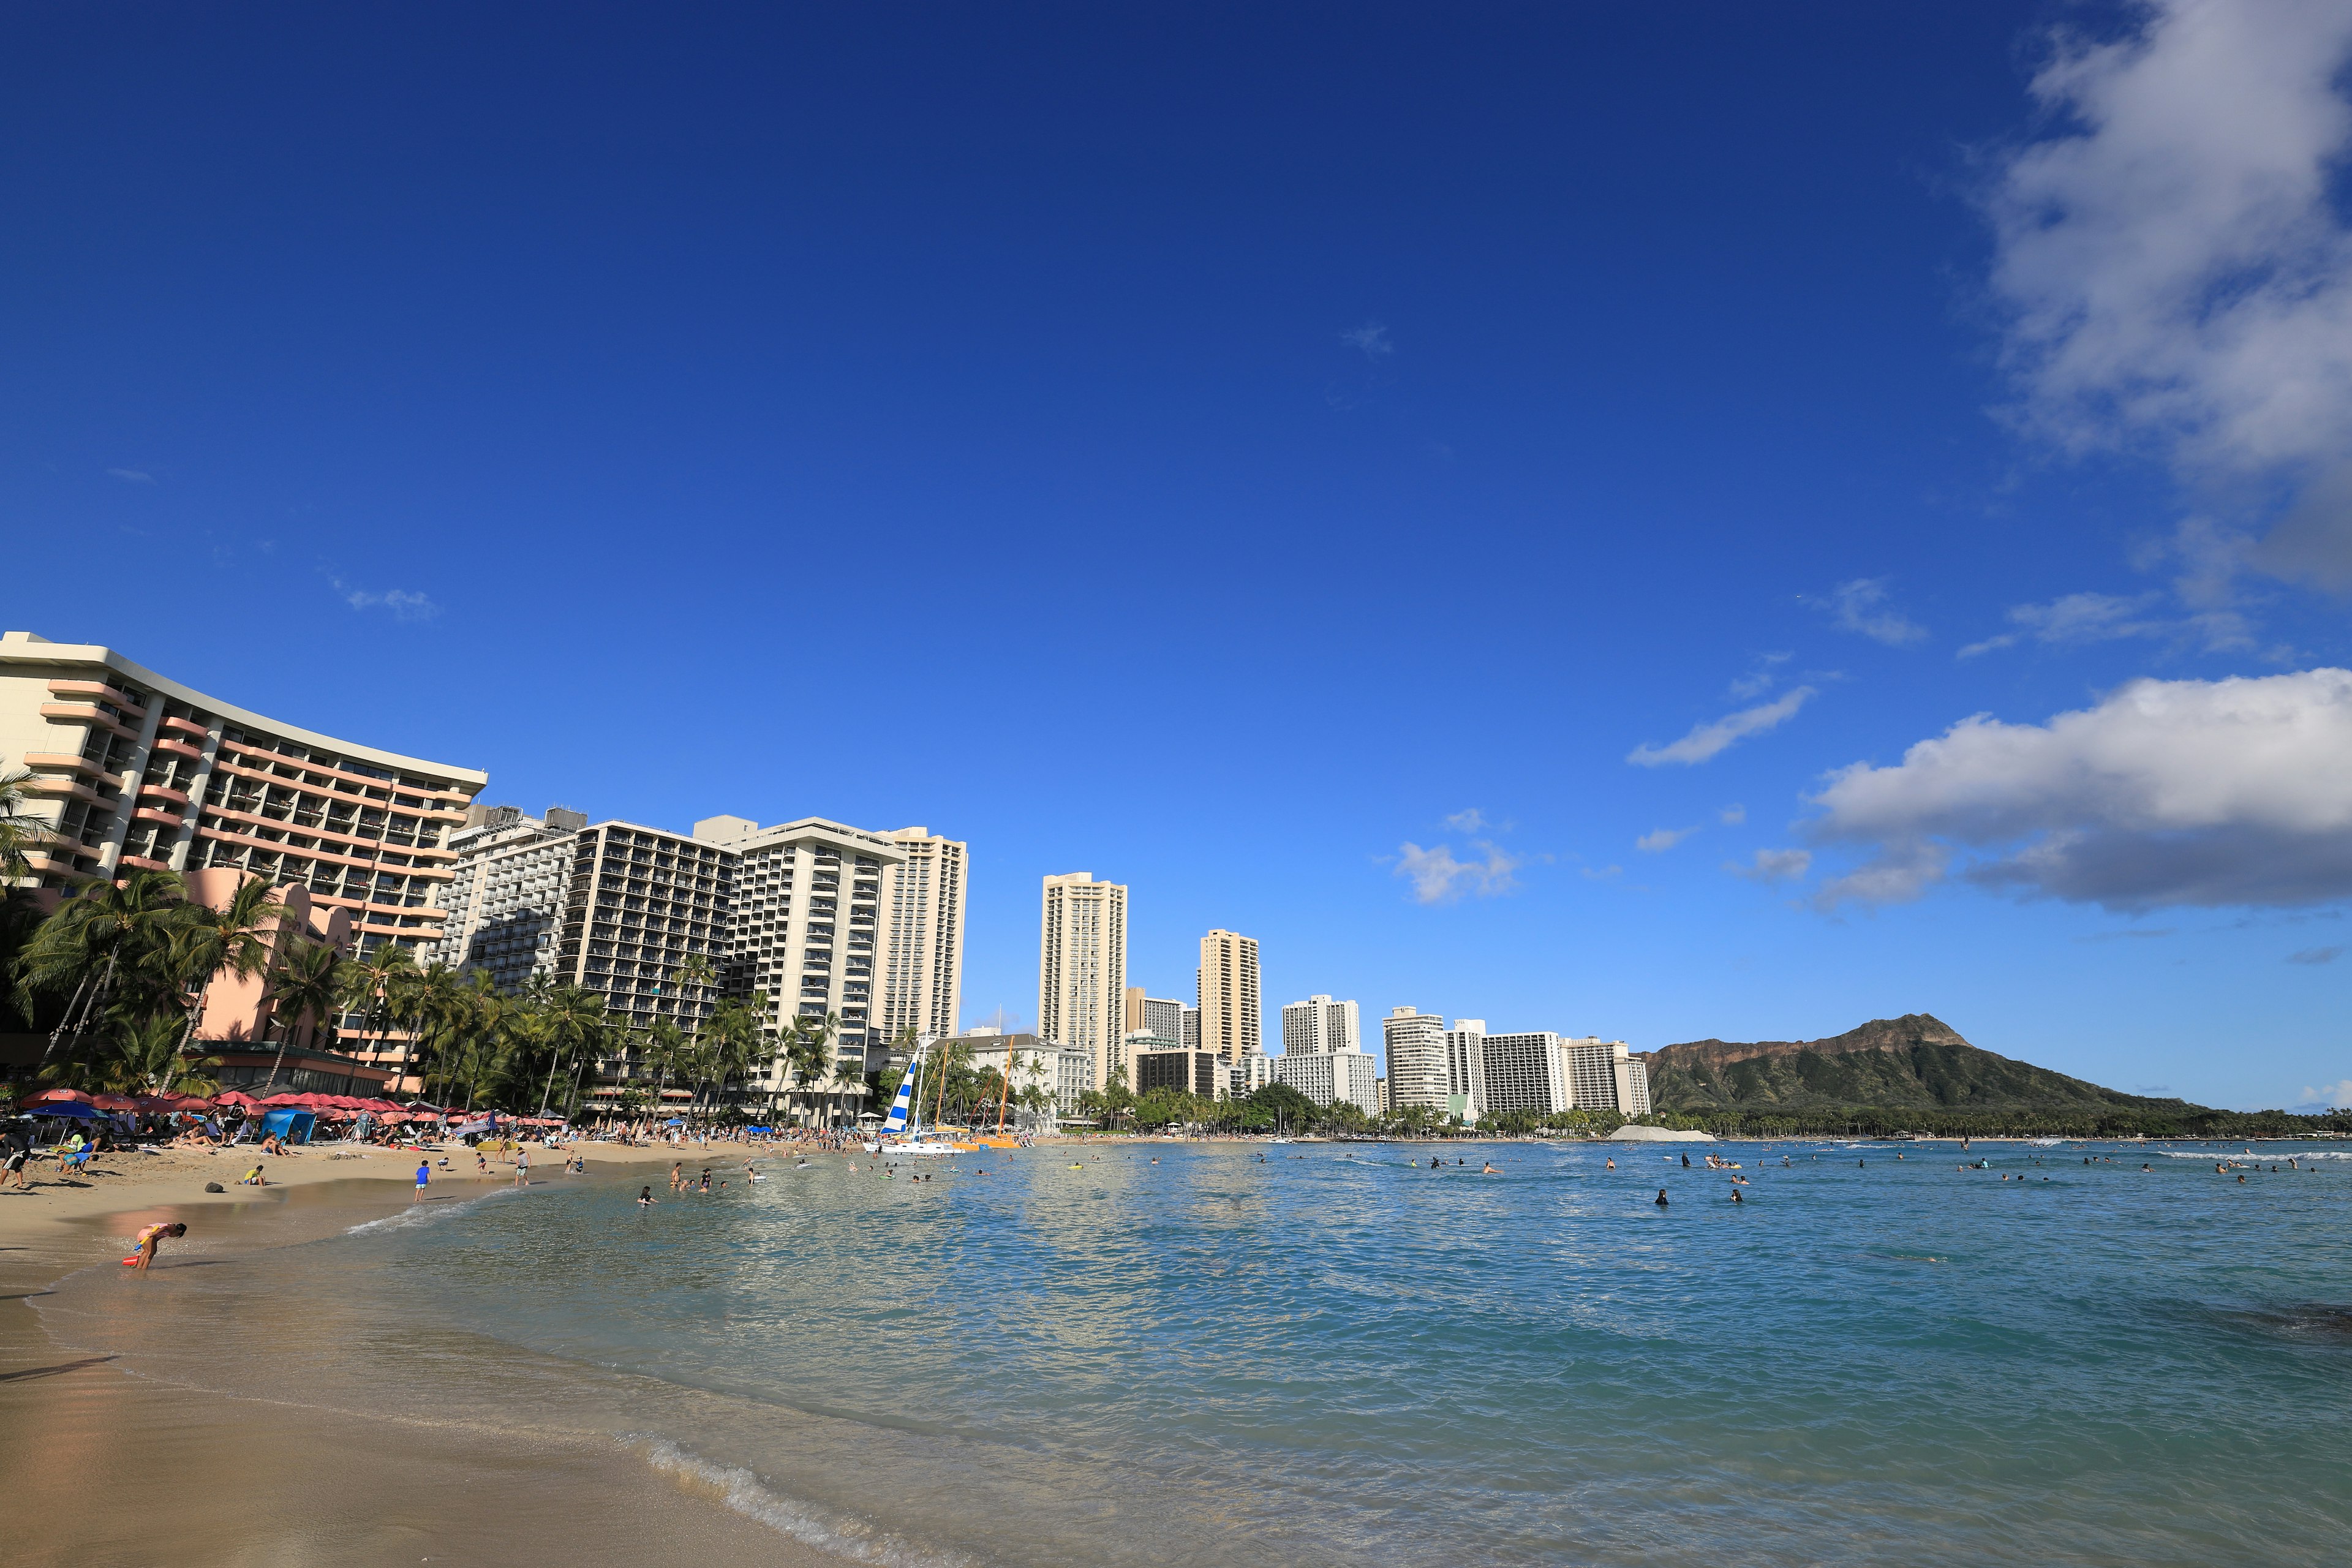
[414,1159,431,1200]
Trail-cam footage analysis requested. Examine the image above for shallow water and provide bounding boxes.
[36,1140,2352,1566]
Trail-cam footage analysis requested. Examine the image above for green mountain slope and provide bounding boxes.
[1641,1014,2187,1115]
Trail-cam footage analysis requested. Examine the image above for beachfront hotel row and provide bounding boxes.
[0,628,1646,1123]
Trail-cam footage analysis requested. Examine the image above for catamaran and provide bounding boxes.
[862,1042,965,1156]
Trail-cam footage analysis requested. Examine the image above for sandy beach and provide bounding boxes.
[0,1138,833,1568]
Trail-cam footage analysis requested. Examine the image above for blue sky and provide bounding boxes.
[7,2,2351,1109]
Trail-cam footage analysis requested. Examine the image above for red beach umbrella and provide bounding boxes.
[19,1088,94,1107]
[89,1093,140,1111]
[215,1090,261,1108]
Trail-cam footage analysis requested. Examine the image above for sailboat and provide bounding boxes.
[862,1042,963,1156]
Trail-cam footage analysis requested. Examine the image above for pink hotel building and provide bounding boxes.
[1,631,487,1084]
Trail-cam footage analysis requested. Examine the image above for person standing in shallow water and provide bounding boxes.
[1655,1188,1670,1206]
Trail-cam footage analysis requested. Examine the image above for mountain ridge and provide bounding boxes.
[1637,1013,2193,1115]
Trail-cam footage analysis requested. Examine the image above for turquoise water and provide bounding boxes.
[43,1140,2352,1564]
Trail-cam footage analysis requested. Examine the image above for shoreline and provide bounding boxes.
[0,1142,842,1568]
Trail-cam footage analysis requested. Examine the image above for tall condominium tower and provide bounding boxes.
[715,816,908,1112]
[1562,1038,1652,1115]
[1478,1031,1569,1116]
[1038,873,1127,1093]
[1442,1019,1489,1122]
[1280,995,1360,1055]
[429,806,587,993]
[1125,988,1185,1047]
[0,630,484,944]
[878,827,966,1044]
[1196,929,1261,1065]
[548,820,737,1034]
[1381,1006,1450,1113]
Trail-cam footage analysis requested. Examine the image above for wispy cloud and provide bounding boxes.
[108,467,154,484]
[2288,945,2345,965]
[1580,864,1623,881]
[1395,840,1520,904]
[334,580,439,622]
[1636,825,1697,853]
[1728,652,1793,699]
[1444,808,1488,833]
[1728,847,1812,884]
[1628,687,1815,767]
[1956,590,2257,658]
[1719,804,1747,826]
[1822,578,1928,646]
[1340,322,1393,360]
[2295,1078,2352,1110]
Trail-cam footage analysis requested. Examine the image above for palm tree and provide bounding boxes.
[16,867,194,1074]
[641,1016,688,1120]
[674,950,716,1028]
[698,998,762,1120]
[165,873,290,1051]
[101,1011,222,1096]
[0,766,55,886]
[533,985,610,1117]
[338,939,418,1080]
[258,937,344,1093]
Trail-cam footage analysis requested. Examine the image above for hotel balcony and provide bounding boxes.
[159,715,209,739]
[45,679,148,720]
[39,702,138,741]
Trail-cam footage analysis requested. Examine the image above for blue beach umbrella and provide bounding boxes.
[28,1102,100,1121]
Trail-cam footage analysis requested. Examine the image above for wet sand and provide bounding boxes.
[0,1144,834,1568]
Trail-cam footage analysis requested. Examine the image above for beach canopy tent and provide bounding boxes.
[257,1107,317,1144]
[134,1094,214,1112]
[27,1101,100,1120]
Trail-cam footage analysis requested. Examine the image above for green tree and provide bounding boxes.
[100,1011,222,1096]
[17,867,197,1077]
[258,937,345,1093]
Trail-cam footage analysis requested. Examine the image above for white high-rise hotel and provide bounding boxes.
[1280,994,1359,1055]
[1039,872,1127,1095]
[1276,993,1377,1115]
[1381,1006,1649,1120]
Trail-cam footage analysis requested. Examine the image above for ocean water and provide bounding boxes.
[37,1140,2352,1566]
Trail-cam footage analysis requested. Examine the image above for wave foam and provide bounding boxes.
[633,1436,970,1568]
[344,1188,519,1235]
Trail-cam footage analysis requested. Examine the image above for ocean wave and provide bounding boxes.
[344,1188,520,1235]
[633,1436,971,1568]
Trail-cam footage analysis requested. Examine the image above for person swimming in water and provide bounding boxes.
[638,1186,656,1208]
[1655,1188,1670,1206]
[1482,1162,1498,1174]
[1731,1188,1744,1203]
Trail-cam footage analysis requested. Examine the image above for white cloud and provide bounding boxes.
[1958,592,2164,656]
[2297,1077,2352,1108]
[1395,840,1520,905]
[1637,825,1697,853]
[1988,1,2352,584]
[1719,804,1747,826]
[1580,864,1622,881]
[1808,668,2352,910]
[1728,848,1812,884]
[108,467,154,484]
[1728,652,1793,699]
[1444,808,1488,833]
[1628,687,1815,767]
[1340,322,1393,359]
[337,582,439,622]
[1823,578,1928,646]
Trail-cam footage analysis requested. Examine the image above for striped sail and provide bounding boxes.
[880,1052,922,1137]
